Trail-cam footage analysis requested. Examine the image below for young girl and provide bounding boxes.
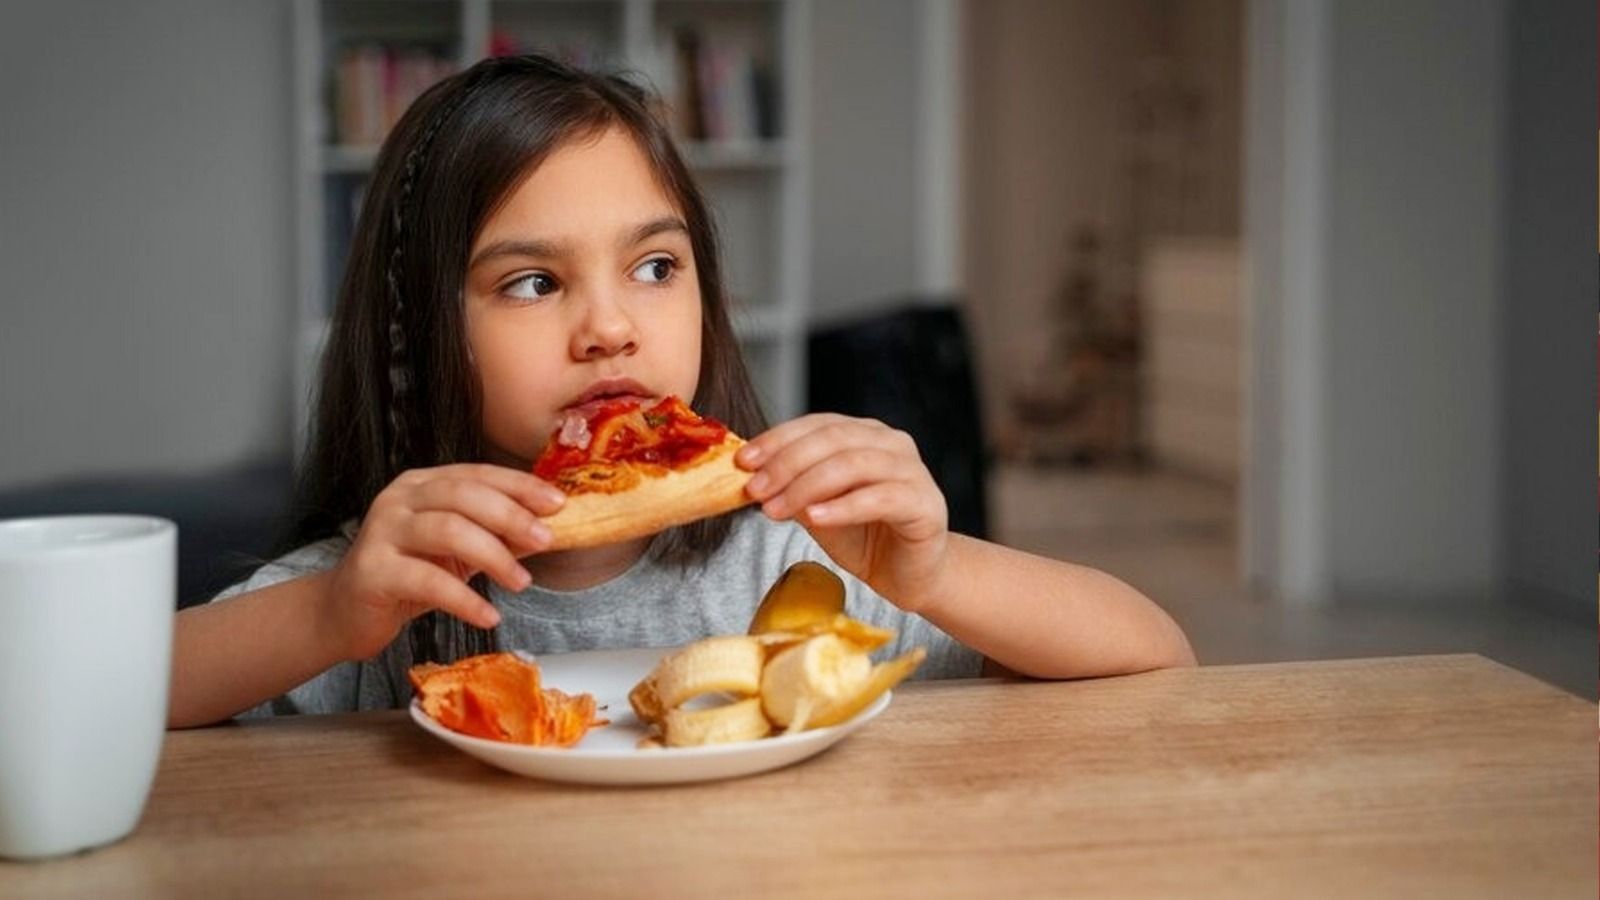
[170,55,1193,728]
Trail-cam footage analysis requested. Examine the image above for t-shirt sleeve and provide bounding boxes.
[777,525,984,680]
[208,535,396,717]
[210,536,346,601]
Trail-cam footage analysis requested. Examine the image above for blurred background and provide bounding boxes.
[0,0,1593,695]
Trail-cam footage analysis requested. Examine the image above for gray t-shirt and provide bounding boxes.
[214,509,981,718]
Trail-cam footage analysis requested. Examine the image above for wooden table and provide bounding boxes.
[4,654,1594,898]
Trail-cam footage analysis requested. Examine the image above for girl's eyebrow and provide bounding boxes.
[624,216,689,248]
[469,238,569,269]
[468,217,688,270]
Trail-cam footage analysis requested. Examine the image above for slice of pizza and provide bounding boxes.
[533,395,754,551]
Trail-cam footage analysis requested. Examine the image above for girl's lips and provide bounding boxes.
[565,394,653,419]
[562,377,654,418]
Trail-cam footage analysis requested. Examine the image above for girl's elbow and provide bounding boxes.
[1140,593,1197,669]
[1123,625,1197,674]
[1168,638,1199,669]
[1152,620,1198,669]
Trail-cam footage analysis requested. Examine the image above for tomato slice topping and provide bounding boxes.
[532,395,729,487]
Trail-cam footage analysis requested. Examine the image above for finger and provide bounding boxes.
[398,511,531,593]
[761,447,907,520]
[801,482,945,540]
[410,477,553,552]
[422,463,567,516]
[745,420,903,502]
[388,556,502,630]
[735,413,869,470]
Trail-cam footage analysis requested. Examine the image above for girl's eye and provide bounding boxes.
[632,257,676,285]
[504,273,558,301]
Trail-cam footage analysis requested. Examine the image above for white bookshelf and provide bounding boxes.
[291,0,811,453]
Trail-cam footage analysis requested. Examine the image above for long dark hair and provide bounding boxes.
[285,55,767,663]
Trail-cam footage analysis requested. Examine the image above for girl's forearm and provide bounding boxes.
[914,534,1196,679]
[168,572,348,728]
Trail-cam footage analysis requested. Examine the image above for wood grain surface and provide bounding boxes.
[3,654,1594,899]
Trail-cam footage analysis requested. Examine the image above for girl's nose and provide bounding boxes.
[569,291,639,360]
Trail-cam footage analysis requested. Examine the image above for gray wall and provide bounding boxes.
[1501,0,1596,620]
[1248,0,1594,615]
[0,0,924,491]
[808,0,920,323]
[0,0,294,489]
[1323,0,1505,601]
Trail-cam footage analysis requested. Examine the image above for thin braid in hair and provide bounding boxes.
[386,69,499,666]
[385,56,673,664]
[383,56,565,473]
[384,76,484,476]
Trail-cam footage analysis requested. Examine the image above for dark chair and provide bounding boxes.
[807,303,990,539]
[0,461,294,609]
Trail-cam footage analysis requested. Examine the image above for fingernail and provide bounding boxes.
[512,567,531,590]
[542,485,567,506]
[739,445,762,465]
[529,521,553,545]
[746,471,769,497]
[483,607,502,628]
[762,498,786,519]
[806,504,830,523]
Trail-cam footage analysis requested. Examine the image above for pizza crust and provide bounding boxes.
[541,435,755,551]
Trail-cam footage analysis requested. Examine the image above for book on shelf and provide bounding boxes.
[332,44,457,147]
[657,28,779,145]
[488,29,609,71]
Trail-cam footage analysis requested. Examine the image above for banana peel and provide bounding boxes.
[762,636,925,732]
[804,646,926,729]
[747,560,846,634]
[632,562,925,748]
[746,558,893,651]
[781,613,895,652]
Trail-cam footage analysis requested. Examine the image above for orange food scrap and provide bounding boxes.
[408,652,607,747]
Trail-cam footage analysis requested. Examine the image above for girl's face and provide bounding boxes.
[465,126,704,468]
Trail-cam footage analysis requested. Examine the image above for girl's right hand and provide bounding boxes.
[322,464,565,660]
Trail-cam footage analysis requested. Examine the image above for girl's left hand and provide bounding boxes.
[737,414,949,611]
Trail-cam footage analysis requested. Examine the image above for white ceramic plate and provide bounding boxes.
[408,646,891,785]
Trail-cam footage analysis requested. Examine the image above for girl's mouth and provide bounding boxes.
[563,378,653,416]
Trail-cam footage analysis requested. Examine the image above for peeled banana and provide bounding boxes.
[630,561,926,748]
[760,634,872,731]
[805,646,926,730]
[650,635,766,709]
[663,697,772,747]
[629,634,766,729]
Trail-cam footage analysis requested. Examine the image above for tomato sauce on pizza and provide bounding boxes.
[534,396,731,495]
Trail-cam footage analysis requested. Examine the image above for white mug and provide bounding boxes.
[0,515,175,859]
